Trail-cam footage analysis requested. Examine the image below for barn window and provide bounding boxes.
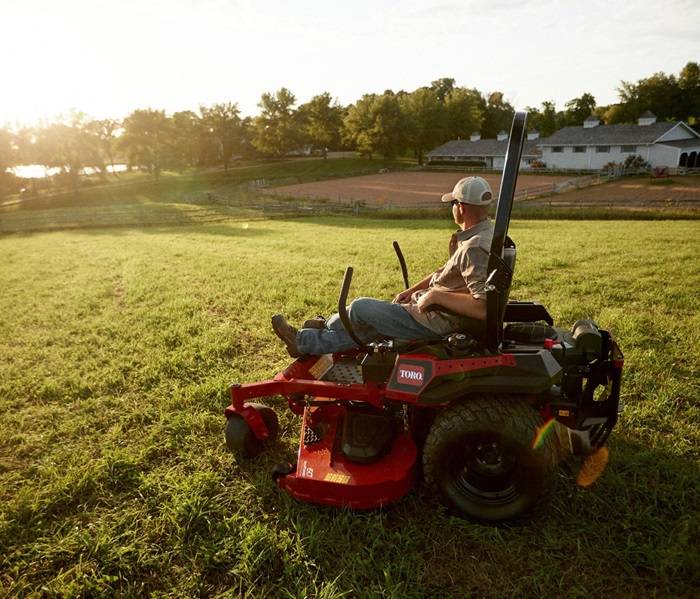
[595,146,610,153]
[621,145,636,152]
[552,146,563,153]
[574,146,586,153]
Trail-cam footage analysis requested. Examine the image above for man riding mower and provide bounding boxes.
[223,112,624,523]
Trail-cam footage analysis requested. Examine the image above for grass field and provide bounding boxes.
[1,216,698,597]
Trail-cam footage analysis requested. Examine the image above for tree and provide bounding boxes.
[400,87,444,164]
[200,103,241,171]
[0,128,19,196]
[612,72,682,123]
[444,87,485,141]
[169,110,201,172]
[526,101,558,137]
[33,112,102,190]
[343,93,406,160]
[481,92,514,138]
[430,77,456,103]
[342,94,376,158]
[253,88,299,158]
[679,61,700,124]
[119,109,171,181]
[85,119,120,176]
[297,92,343,158]
[560,93,597,126]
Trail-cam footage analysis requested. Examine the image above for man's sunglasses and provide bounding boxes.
[450,199,463,207]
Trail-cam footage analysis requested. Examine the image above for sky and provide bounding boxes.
[2,0,699,126]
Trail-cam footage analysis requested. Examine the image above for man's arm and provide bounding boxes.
[416,288,486,320]
[392,268,444,303]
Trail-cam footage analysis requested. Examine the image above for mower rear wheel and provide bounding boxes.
[423,395,558,522]
[225,403,279,459]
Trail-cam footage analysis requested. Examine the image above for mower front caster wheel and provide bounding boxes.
[225,403,279,459]
[272,462,295,482]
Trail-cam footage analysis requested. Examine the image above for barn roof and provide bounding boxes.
[538,122,678,146]
[427,138,541,158]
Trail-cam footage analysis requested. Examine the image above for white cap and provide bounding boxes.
[440,176,493,206]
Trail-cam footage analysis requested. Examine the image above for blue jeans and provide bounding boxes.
[296,297,443,355]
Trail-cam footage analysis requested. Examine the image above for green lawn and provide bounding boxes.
[1,217,699,597]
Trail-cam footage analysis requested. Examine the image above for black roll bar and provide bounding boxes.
[485,111,527,351]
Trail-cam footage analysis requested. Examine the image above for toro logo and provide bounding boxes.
[397,365,425,386]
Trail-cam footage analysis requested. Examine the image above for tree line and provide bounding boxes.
[1,62,698,195]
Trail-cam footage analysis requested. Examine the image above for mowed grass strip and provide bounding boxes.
[0,218,698,597]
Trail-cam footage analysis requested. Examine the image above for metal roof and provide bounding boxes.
[538,122,679,145]
[427,138,541,158]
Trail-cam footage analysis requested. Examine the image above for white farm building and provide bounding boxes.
[538,112,700,170]
[426,130,542,169]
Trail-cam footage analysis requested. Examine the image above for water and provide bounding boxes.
[6,164,129,179]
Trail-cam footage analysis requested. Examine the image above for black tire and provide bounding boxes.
[423,395,558,523]
[225,403,279,459]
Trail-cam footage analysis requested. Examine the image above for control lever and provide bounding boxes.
[337,267,370,353]
[392,240,409,290]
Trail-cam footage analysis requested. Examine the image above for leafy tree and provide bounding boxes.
[0,128,19,196]
[481,92,514,138]
[430,77,456,103]
[400,87,444,164]
[679,61,700,123]
[444,87,485,141]
[200,103,241,171]
[119,109,171,181]
[561,93,597,126]
[253,88,299,158]
[526,101,558,137]
[33,113,101,190]
[297,92,344,158]
[86,119,120,175]
[343,93,406,160]
[342,94,376,158]
[239,116,256,159]
[0,128,17,174]
[169,110,201,172]
[613,73,682,123]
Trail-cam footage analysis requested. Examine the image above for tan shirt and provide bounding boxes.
[402,219,494,335]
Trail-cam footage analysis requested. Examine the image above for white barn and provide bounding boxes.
[538,112,700,170]
[426,130,541,169]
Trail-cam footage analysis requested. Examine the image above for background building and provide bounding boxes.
[426,130,541,169]
[538,112,700,169]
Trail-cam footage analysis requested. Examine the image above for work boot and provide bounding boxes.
[271,315,302,358]
[302,315,326,329]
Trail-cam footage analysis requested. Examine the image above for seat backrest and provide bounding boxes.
[499,245,517,322]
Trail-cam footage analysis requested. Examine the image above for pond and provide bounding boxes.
[6,164,129,179]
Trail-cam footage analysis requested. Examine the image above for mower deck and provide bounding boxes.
[278,401,417,509]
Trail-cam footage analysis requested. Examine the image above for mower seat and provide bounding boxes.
[409,244,517,345]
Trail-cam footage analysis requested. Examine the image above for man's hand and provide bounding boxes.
[392,288,413,304]
[416,289,436,313]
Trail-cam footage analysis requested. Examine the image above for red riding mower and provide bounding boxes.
[224,112,624,522]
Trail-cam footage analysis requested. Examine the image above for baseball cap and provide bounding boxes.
[440,176,493,206]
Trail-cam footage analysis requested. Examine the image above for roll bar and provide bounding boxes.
[484,111,527,351]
